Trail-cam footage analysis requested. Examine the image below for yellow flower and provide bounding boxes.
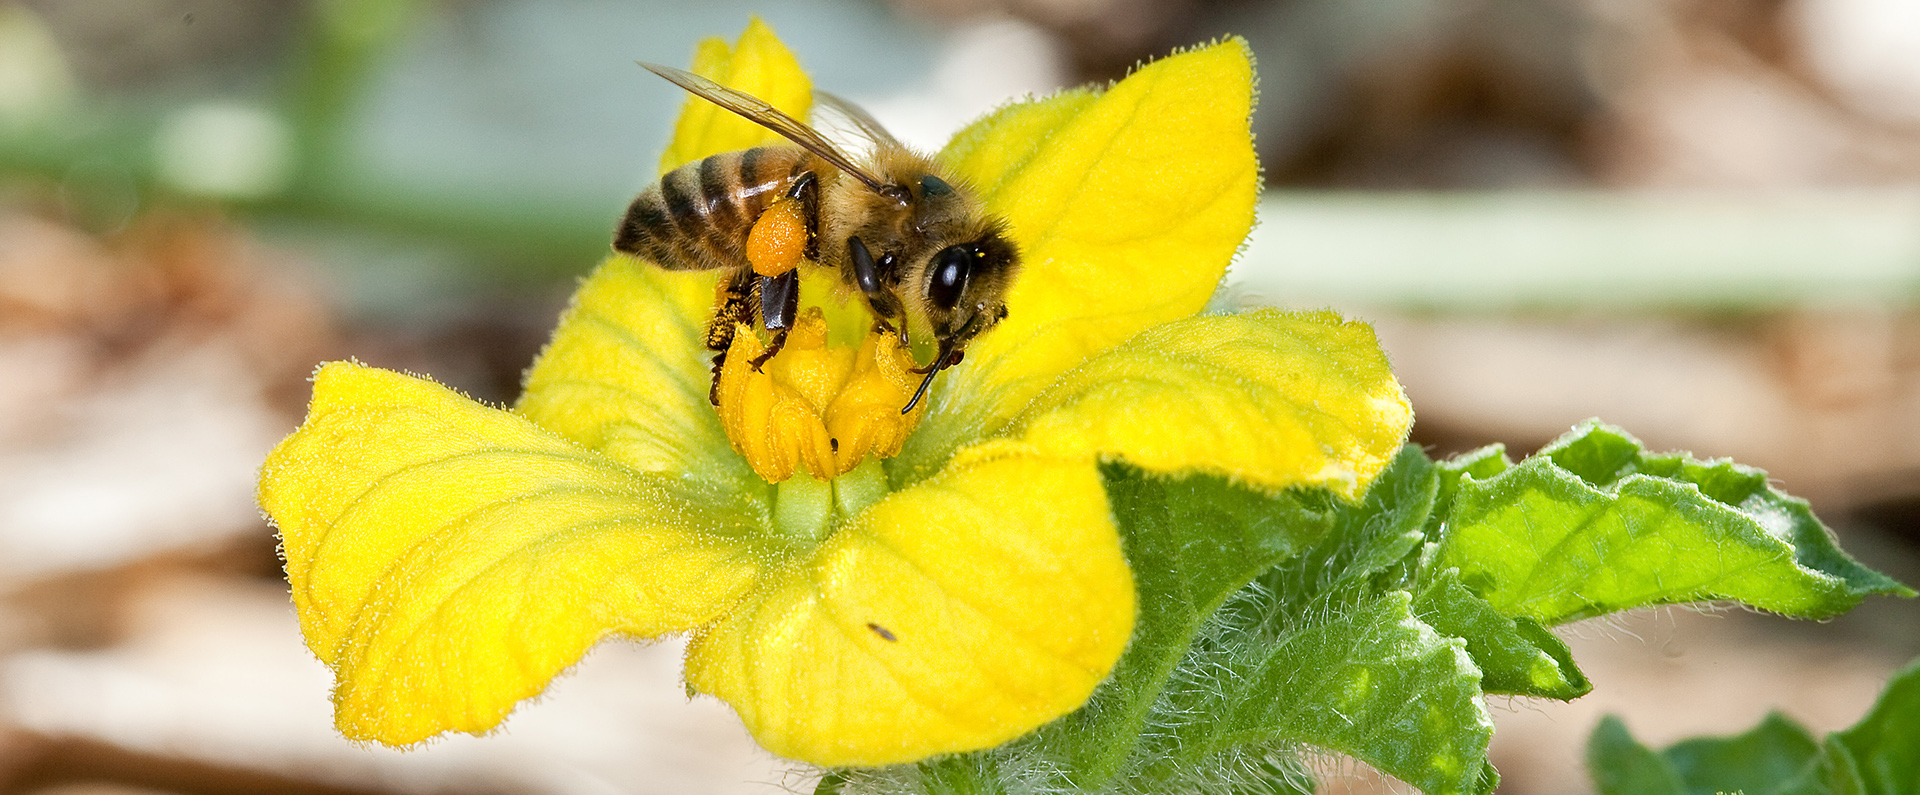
[257,20,1412,768]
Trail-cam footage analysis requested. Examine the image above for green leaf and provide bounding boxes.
[1132,448,1499,795]
[1415,445,1594,700]
[1583,659,1920,795]
[1194,591,1497,795]
[1412,568,1590,700]
[813,771,848,795]
[1428,443,1510,538]
[1665,712,1822,795]
[1031,463,1338,786]
[1434,421,1913,626]
[1588,716,1686,795]
[1825,656,1920,795]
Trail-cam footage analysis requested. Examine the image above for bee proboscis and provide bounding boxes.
[614,63,1019,413]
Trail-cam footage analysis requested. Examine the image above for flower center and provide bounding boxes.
[713,303,929,483]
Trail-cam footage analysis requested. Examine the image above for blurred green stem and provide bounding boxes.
[282,0,420,190]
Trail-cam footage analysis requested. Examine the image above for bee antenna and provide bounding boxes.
[901,344,962,414]
[902,366,940,415]
[901,310,996,413]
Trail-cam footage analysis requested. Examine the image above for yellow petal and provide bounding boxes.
[262,362,765,745]
[683,444,1135,765]
[908,39,1259,475]
[1006,310,1412,500]
[940,87,1099,198]
[518,256,764,491]
[658,17,812,174]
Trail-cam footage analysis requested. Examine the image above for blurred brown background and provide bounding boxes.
[1,1,1917,793]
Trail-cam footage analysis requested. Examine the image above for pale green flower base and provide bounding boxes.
[771,460,889,545]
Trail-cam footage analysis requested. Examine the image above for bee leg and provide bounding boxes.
[706,270,758,404]
[902,368,939,414]
[868,317,911,350]
[849,235,908,342]
[707,272,757,352]
[743,172,818,281]
[707,351,727,406]
[750,269,801,371]
[750,329,789,371]
[901,346,962,414]
[786,171,820,261]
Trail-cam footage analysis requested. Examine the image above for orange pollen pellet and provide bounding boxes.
[747,197,808,278]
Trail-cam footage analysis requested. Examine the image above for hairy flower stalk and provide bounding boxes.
[257,19,1414,771]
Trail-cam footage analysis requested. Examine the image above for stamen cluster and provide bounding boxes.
[715,307,926,482]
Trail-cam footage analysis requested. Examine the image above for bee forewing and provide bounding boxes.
[641,62,893,195]
[811,91,906,154]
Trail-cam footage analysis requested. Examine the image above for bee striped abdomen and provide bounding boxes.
[615,147,808,271]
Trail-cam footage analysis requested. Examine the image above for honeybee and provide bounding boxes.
[614,64,1019,414]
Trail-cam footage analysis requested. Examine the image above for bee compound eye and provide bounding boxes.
[928,245,972,310]
[919,175,952,196]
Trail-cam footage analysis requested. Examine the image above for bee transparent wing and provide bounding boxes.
[813,91,907,152]
[641,62,894,196]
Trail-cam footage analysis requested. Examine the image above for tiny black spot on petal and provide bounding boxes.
[867,622,897,642]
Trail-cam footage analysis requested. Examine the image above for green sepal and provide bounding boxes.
[1434,421,1912,626]
[1412,568,1590,700]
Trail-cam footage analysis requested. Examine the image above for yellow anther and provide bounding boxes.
[826,333,928,472]
[763,315,847,409]
[715,308,926,482]
[746,196,808,278]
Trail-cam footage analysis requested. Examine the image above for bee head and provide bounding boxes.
[922,223,1018,352]
[896,225,1017,414]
